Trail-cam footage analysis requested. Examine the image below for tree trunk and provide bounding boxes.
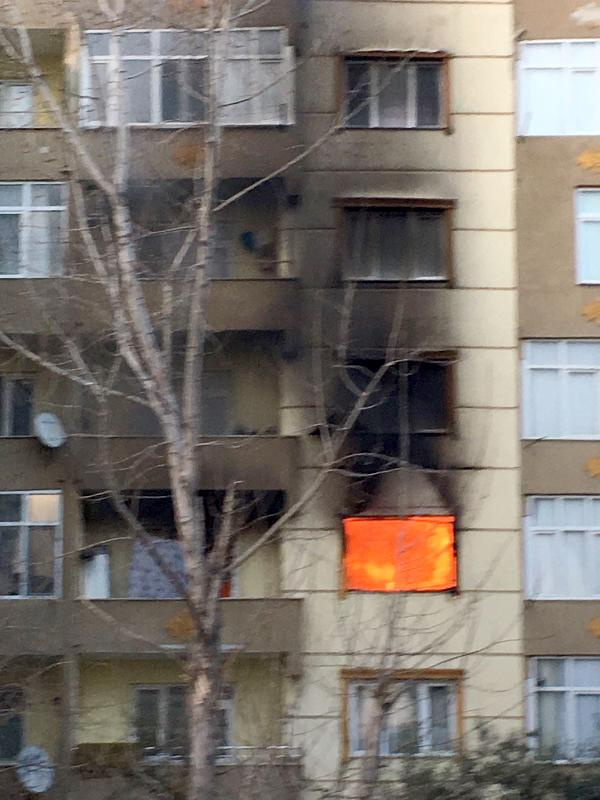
[187,638,220,800]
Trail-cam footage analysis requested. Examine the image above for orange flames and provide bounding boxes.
[343,516,457,592]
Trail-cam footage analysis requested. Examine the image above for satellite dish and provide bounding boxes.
[16,746,54,794]
[34,413,67,449]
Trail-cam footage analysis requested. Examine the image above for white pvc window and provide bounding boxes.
[0,83,33,128]
[0,376,32,436]
[0,491,62,598]
[81,28,294,127]
[346,58,442,129]
[519,40,600,135]
[349,680,455,756]
[0,183,66,277]
[522,340,600,439]
[526,496,600,599]
[576,189,600,283]
[529,658,600,760]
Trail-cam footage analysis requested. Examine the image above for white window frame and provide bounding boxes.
[0,375,33,437]
[526,495,600,599]
[522,340,600,439]
[0,490,63,599]
[0,182,67,278]
[528,657,600,762]
[345,58,442,130]
[575,188,600,284]
[80,28,294,128]
[348,679,456,757]
[0,82,33,128]
[0,685,24,764]
[518,39,600,136]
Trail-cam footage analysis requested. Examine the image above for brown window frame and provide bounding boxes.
[339,51,451,132]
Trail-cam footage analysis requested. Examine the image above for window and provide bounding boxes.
[81,28,294,127]
[576,189,600,283]
[0,377,32,436]
[530,657,600,760]
[201,371,232,435]
[135,684,233,759]
[0,492,62,598]
[0,183,66,277]
[0,687,23,762]
[343,516,457,592]
[0,83,33,128]
[344,204,449,281]
[519,40,600,135]
[348,677,456,756]
[523,340,600,439]
[345,56,443,129]
[526,496,600,599]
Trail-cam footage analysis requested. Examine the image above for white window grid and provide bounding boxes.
[526,495,600,599]
[518,39,600,136]
[522,340,600,439]
[528,657,600,762]
[81,28,294,128]
[349,680,456,757]
[575,188,600,284]
[0,82,33,128]
[346,59,441,129]
[0,490,63,599]
[0,375,32,437]
[0,182,67,278]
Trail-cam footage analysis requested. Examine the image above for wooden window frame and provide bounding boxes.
[334,197,455,286]
[338,51,451,132]
[340,668,463,762]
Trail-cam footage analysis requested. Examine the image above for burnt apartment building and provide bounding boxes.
[0,1,520,797]
[517,0,600,762]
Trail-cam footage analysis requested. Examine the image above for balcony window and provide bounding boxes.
[0,491,61,598]
[0,183,66,277]
[0,687,23,762]
[348,676,456,756]
[530,657,600,760]
[81,28,294,127]
[345,56,443,129]
[344,203,450,281]
[0,83,33,128]
[0,376,32,436]
[576,189,600,283]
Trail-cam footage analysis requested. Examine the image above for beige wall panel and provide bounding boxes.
[516,0,600,39]
[448,290,517,348]
[459,530,521,592]
[522,441,600,494]
[454,467,521,530]
[525,601,600,655]
[454,230,516,289]
[288,715,340,781]
[454,347,519,408]
[281,530,341,593]
[451,57,514,114]
[453,408,520,469]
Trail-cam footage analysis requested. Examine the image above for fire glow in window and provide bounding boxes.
[343,516,457,592]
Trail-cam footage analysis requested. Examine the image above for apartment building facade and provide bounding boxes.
[0,1,521,798]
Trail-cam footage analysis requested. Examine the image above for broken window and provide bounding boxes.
[0,687,24,762]
[345,57,443,129]
[343,516,457,592]
[344,206,448,281]
[0,376,33,436]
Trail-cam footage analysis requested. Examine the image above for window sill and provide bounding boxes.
[0,595,58,600]
[79,122,294,131]
[342,278,449,286]
[344,126,446,132]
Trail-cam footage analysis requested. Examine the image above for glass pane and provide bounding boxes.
[121,32,151,57]
[538,658,566,687]
[0,186,21,207]
[136,689,160,753]
[123,61,152,123]
[563,531,586,596]
[378,210,408,279]
[566,340,600,366]
[161,60,182,122]
[0,689,23,761]
[573,660,600,687]
[409,361,448,431]
[430,686,451,751]
[531,532,557,597]
[567,371,596,435]
[386,683,418,754]
[256,61,284,124]
[538,692,567,759]
[526,341,560,366]
[591,499,600,528]
[378,63,408,128]
[0,84,33,128]
[222,60,253,124]
[160,30,206,57]
[522,42,563,68]
[27,526,54,595]
[570,41,598,68]
[576,695,600,758]
[86,32,109,58]
[579,220,600,282]
[578,191,600,216]
[533,497,556,527]
[28,210,63,276]
[10,380,32,436]
[0,215,20,275]
[166,686,187,756]
[528,369,560,437]
[592,535,600,594]
[412,211,444,278]
[563,497,586,527]
[162,60,206,122]
[352,683,377,753]
[27,494,60,524]
[216,703,231,750]
[0,495,20,522]
[524,69,563,135]
[259,30,281,56]
[573,70,599,134]
[87,61,110,123]
[226,30,251,57]
[186,60,206,121]
[201,372,231,435]
[345,209,383,278]
[346,61,370,127]
[416,63,441,127]
[31,184,63,208]
[0,528,19,596]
